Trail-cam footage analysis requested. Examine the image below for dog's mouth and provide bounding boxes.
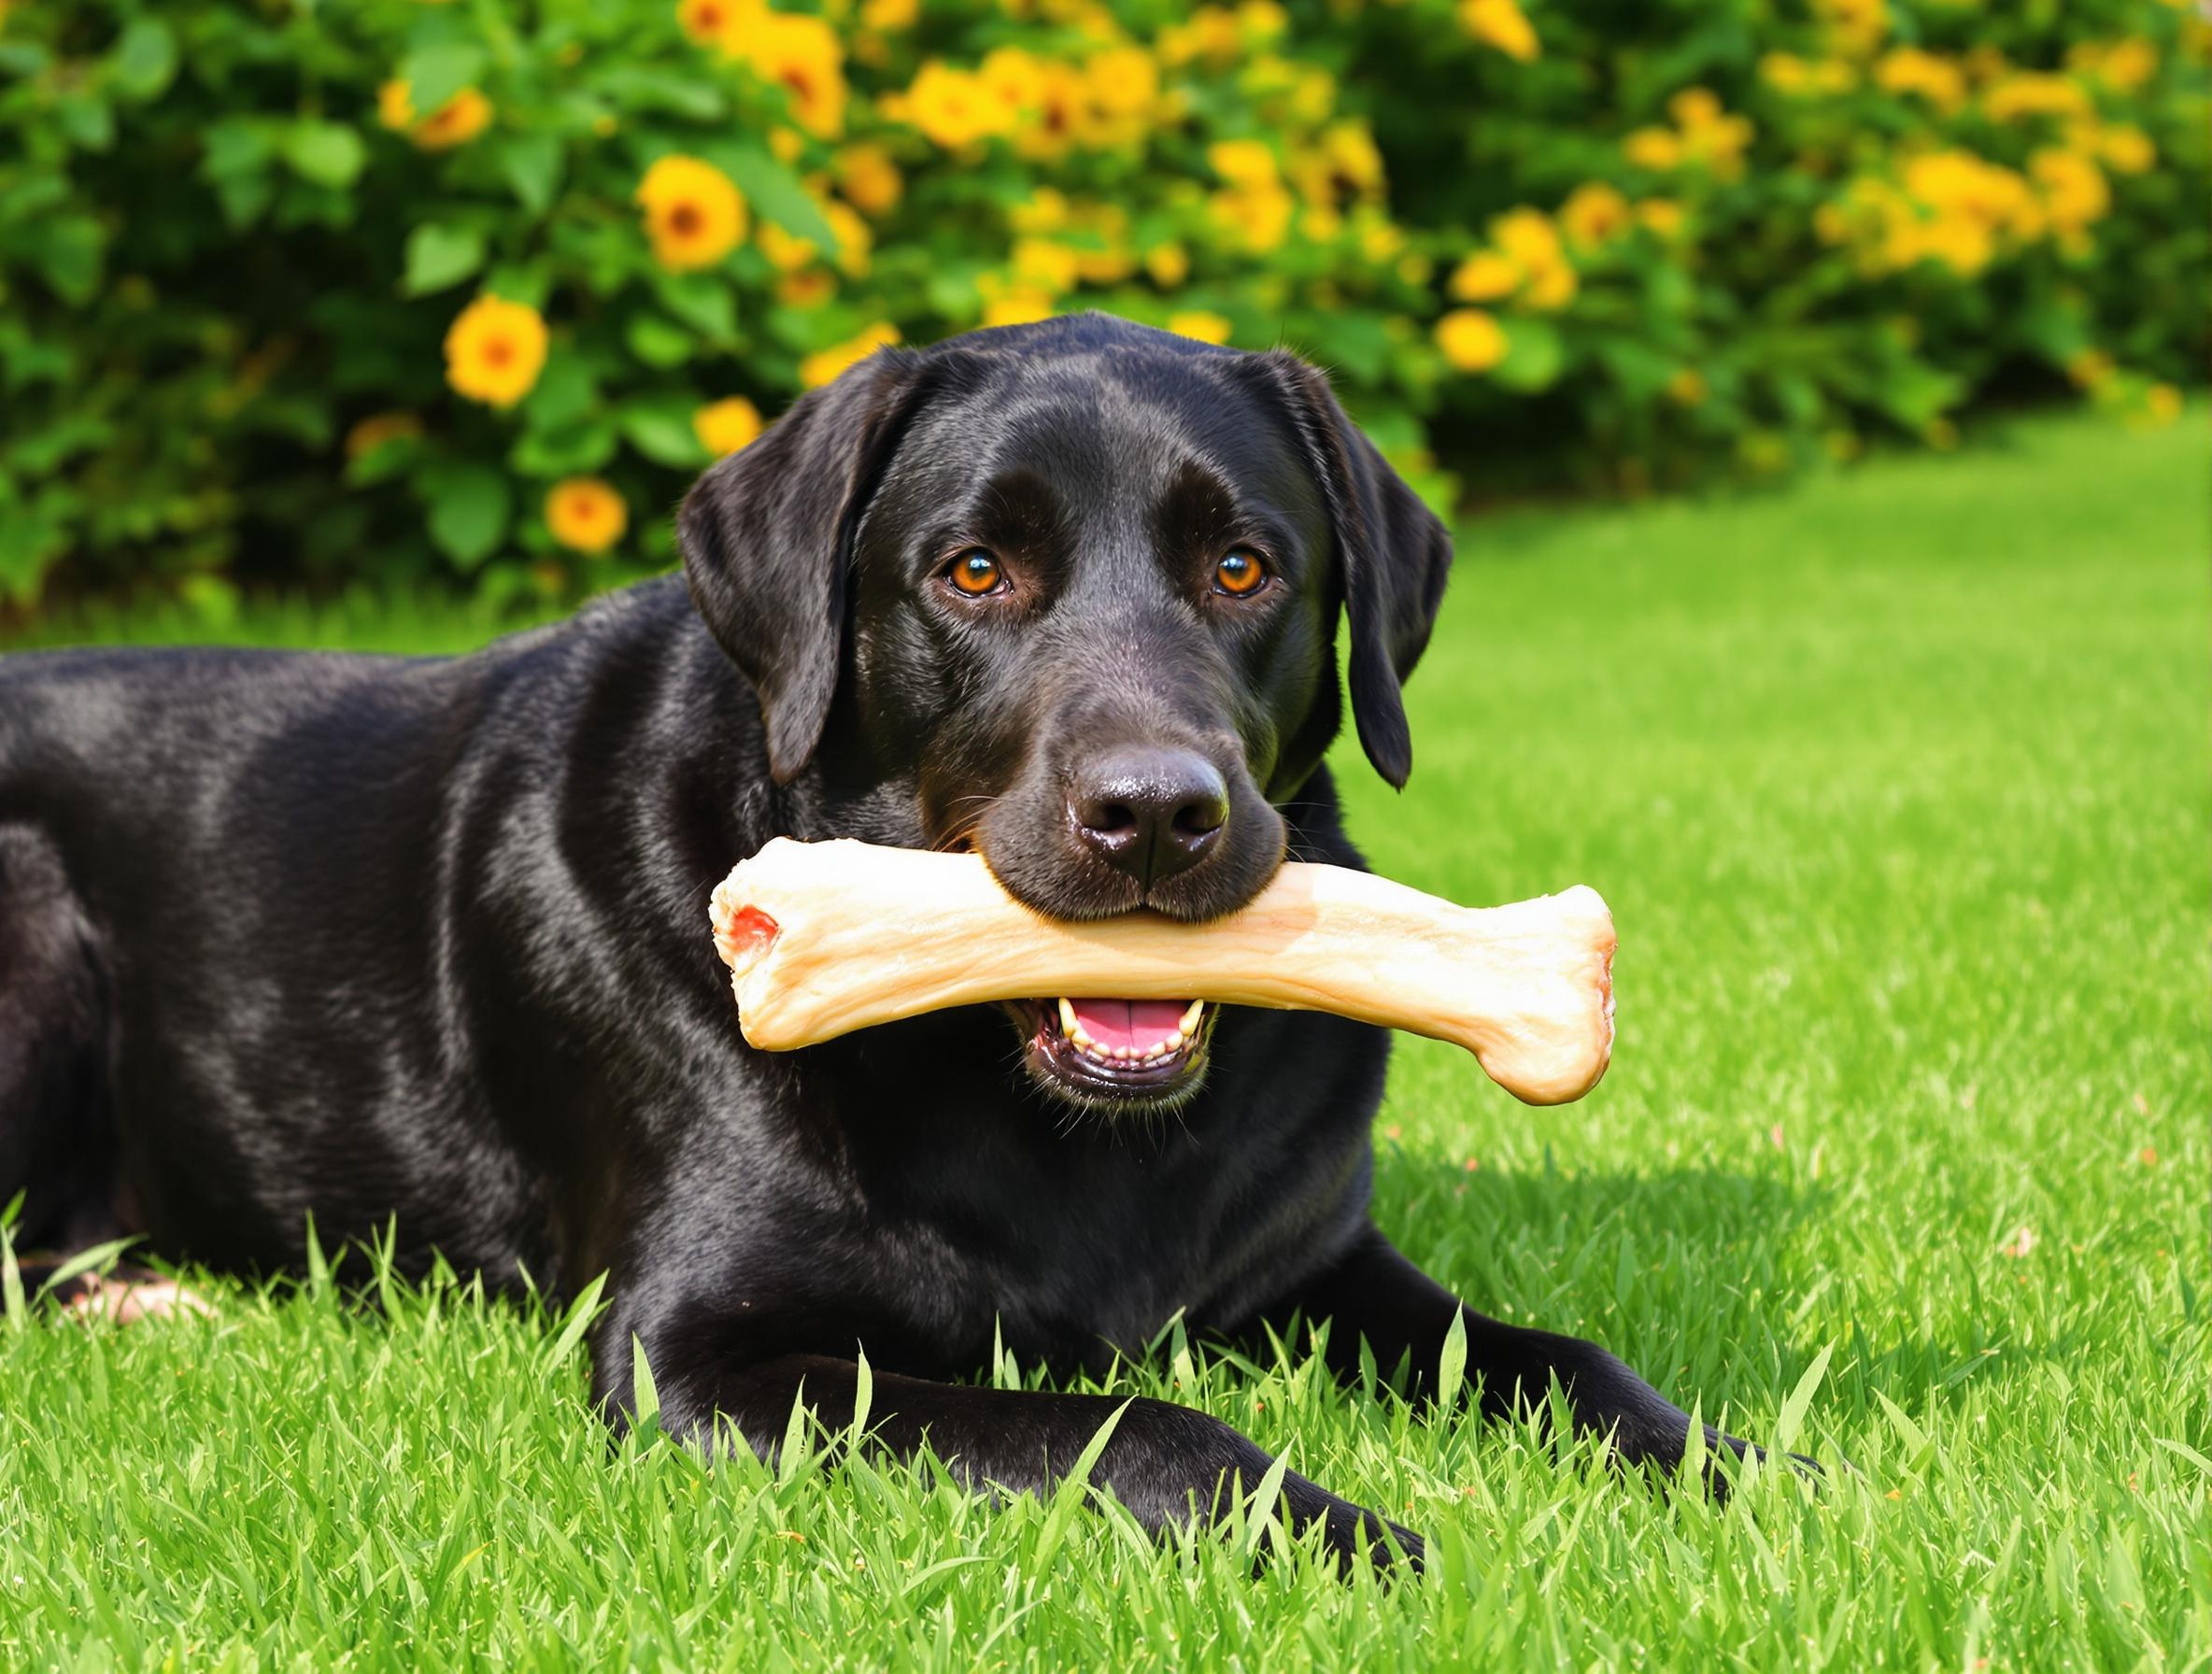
[1006,996,1216,1109]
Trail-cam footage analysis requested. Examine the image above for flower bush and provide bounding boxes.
[0,0,2201,609]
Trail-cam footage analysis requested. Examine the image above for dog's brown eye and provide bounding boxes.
[945,549,1005,597]
[1213,548,1269,597]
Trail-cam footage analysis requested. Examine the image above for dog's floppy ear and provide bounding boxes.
[1237,351,1453,788]
[679,348,931,784]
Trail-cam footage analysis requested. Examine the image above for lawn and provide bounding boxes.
[3,410,2206,1670]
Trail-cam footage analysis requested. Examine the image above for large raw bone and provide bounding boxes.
[709,838,1617,1106]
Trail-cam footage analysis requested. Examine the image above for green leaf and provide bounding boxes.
[630,1333,660,1435]
[597,67,726,120]
[1772,1341,1834,1455]
[848,1348,872,1448]
[57,94,116,153]
[0,1218,22,1333]
[1032,1398,1130,1571]
[652,273,737,342]
[619,398,705,469]
[402,223,487,296]
[1492,318,1566,394]
[399,43,486,117]
[498,134,565,216]
[33,217,103,306]
[483,262,554,312]
[32,1238,136,1298]
[544,1272,609,1374]
[282,121,366,190]
[511,421,617,477]
[1437,1306,1468,1410]
[625,313,696,371]
[522,358,600,430]
[109,18,178,101]
[705,142,837,248]
[1241,1447,1293,1561]
[0,502,70,604]
[420,463,511,570]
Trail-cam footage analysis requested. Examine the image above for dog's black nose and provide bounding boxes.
[1069,748,1228,887]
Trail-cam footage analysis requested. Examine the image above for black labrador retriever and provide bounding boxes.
[0,313,1756,1566]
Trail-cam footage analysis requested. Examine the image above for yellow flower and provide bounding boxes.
[1982,72,2090,123]
[1011,188,1071,235]
[1876,48,1966,112]
[1085,46,1160,143]
[1665,368,1708,407]
[1814,0,1886,57]
[823,201,872,277]
[546,478,627,555]
[695,397,764,457]
[1559,183,1631,248]
[800,321,901,389]
[1523,261,1578,311]
[1669,88,1723,130]
[979,49,1095,163]
[1356,218,1404,265]
[862,0,919,27]
[1492,207,1564,272]
[1210,183,1295,253]
[1449,251,1520,302]
[833,143,903,216]
[981,287,1058,327]
[2064,349,2115,390]
[2069,37,2157,92]
[1208,139,1280,190]
[903,62,1019,149]
[756,220,816,274]
[379,81,494,149]
[1638,198,1686,238]
[1435,309,1507,373]
[1624,127,1681,170]
[2030,148,2109,236]
[1168,310,1233,345]
[778,268,836,308]
[1760,52,1811,93]
[2144,383,2182,426]
[444,295,547,408]
[1156,7,1230,67]
[1145,243,1191,288]
[344,412,423,460]
[735,13,848,137]
[1458,0,1539,61]
[2094,124,2156,175]
[636,155,747,272]
[675,0,758,49]
[1012,237,1082,295]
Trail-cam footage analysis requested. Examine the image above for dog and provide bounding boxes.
[0,313,1765,1567]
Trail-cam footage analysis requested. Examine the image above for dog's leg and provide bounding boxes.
[1260,1224,1787,1492]
[0,825,121,1256]
[595,1329,1422,1569]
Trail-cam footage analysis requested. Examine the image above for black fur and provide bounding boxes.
[0,315,1766,1570]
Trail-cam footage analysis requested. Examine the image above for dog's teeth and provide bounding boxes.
[1056,998,1080,1038]
[1178,1000,1204,1035]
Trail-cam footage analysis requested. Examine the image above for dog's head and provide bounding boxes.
[681,314,1451,1112]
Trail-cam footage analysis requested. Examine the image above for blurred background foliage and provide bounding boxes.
[0,0,2201,617]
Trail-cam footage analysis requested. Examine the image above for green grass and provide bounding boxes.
[3,411,2207,1670]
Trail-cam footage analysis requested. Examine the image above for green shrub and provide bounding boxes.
[0,0,2201,611]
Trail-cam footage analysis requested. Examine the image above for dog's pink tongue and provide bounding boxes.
[1070,998,1188,1050]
